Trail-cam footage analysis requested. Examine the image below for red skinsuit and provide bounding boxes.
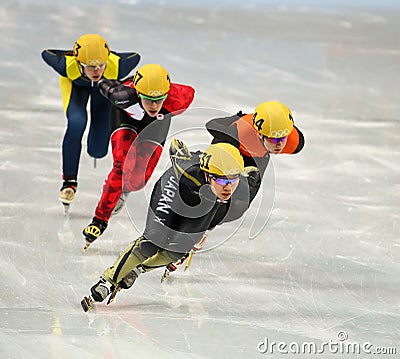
[95,80,195,222]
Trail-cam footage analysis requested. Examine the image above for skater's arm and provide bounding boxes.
[98,78,134,109]
[162,83,195,115]
[114,51,141,78]
[206,113,243,148]
[281,125,305,154]
[41,49,71,77]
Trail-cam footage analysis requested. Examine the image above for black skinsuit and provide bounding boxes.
[102,151,245,286]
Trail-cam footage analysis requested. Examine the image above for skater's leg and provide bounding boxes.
[59,83,89,206]
[87,91,111,159]
[141,249,184,272]
[102,236,159,286]
[82,128,137,248]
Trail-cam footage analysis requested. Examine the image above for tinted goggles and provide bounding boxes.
[80,62,107,71]
[209,174,240,186]
[262,135,288,144]
[139,93,168,104]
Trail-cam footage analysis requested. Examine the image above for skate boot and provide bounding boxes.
[60,180,77,213]
[161,253,190,282]
[111,193,128,217]
[82,217,108,251]
[120,268,140,289]
[106,267,141,305]
[161,262,177,282]
[81,276,114,312]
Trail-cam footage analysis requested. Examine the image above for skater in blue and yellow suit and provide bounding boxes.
[41,34,141,206]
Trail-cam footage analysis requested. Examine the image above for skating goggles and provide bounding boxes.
[209,174,240,186]
[80,62,107,71]
[261,135,288,144]
[139,93,168,104]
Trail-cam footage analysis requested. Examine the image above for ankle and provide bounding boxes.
[61,179,78,191]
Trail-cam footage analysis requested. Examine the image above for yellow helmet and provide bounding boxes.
[252,101,294,138]
[133,64,171,98]
[200,143,245,177]
[73,34,110,66]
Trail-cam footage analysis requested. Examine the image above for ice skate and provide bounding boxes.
[161,232,208,280]
[81,276,114,312]
[184,231,208,271]
[82,240,93,252]
[161,254,189,282]
[161,262,178,283]
[59,180,77,213]
[82,217,108,251]
[107,268,140,303]
[161,268,170,282]
[107,286,121,305]
[81,295,94,312]
[105,270,139,304]
[120,268,140,289]
[184,251,194,271]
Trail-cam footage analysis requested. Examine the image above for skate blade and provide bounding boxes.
[184,251,194,271]
[107,287,121,305]
[81,296,94,312]
[63,203,70,216]
[161,269,170,283]
[82,241,91,252]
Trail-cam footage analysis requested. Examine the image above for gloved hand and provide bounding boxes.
[169,138,191,160]
[193,230,210,251]
[243,166,259,177]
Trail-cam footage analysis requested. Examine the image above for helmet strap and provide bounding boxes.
[78,62,85,76]
[204,172,212,184]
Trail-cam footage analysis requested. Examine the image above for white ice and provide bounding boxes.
[0,1,399,358]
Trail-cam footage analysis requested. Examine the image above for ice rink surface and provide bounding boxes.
[0,0,399,358]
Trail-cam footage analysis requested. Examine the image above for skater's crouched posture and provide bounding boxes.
[41,34,141,207]
[163,101,305,277]
[81,139,253,311]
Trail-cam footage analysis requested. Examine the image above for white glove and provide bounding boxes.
[193,230,210,251]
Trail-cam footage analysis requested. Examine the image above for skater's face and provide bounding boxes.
[207,174,240,201]
[261,135,288,154]
[81,62,106,82]
[138,93,168,117]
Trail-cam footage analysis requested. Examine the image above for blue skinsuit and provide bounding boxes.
[41,49,140,180]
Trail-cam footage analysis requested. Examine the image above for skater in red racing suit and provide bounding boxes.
[82,64,195,248]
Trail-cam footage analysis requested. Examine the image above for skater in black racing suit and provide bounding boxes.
[81,139,254,310]
[162,100,304,276]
